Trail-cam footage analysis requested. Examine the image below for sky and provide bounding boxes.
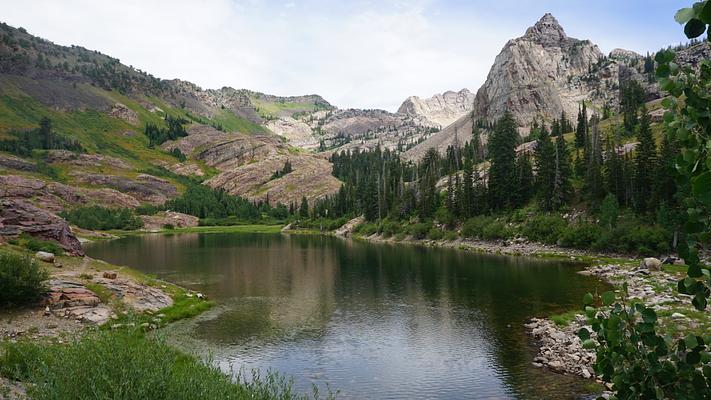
[0,0,693,111]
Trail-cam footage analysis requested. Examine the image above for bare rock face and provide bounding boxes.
[0,198,84,255]
[45,150,132,170]
[71,173,178,205]
[0,153,37,172]
[0,174,140,211]
[398,89,475,128]
[266,116,319,149]
[473,13,604,129]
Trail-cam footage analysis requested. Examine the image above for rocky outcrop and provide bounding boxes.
[140,211,199,231]
[334,216,364,237]
[93,277,173,313]
[71,173,178,205]
[45,279,112,324]
[0,174,141,211]
[45,150,131,170]
[266,116,319,148]
[108,103,139,125]
[0,198,84,255]
[473,13,605,129]
[398,89,475,128]
[404,113,486,161]
[0,153,37,172]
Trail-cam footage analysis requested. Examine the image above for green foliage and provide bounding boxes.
[488,111,519,210]
[0,252,49,306]
[600,193,620,230]
[60,206,143,231]
[144,115,188,147]
[0,329,326,400]
[0,117,83,156]
[427,227,444,240]
[559,223,603,249]
[521,214,567,244]
[585,5,711,398]
[12,233,64,255]
[582,288,711,399]
[410,221,432,240]
[461,216,496,239]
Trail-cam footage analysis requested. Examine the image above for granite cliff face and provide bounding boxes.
[472,13,604,129]
[398,89,475,128]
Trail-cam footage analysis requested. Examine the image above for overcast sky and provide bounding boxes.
[0,0,692,111]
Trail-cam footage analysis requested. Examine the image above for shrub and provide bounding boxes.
[16,234,63,255]
[592,220,671,255]
[461,216,495,239]
[0,252,49,306]
[410,221,432,240]
[521,214,567,244]
[427,227,444,240]
[559,223,603,248]
[355,222,378,236]
[443,231,458,241]
[481,221,513,240]
[0,329,321,400]
[381,220,402,238]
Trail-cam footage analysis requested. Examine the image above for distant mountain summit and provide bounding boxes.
[397,88,475,128]
[472,13,604,130]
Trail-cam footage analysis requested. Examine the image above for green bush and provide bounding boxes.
[60,206,143,231]
[14,234,64,255]
[427,227,444,240]
[592,220,671,255]
[355,222,378,236]
[461,216,495,239]
[381,220,403,238]
[481,221,513,240]
[443,231,458,241]
[0,252,49,306]
[0,329,323,400]
[559,223,603,248]
[521,214,567,244]
[410,221,432,240]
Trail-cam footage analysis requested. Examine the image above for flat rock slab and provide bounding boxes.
[45,279,111,325]
[94,277,173,312]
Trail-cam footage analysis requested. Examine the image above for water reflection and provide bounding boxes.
[86,233,607,399]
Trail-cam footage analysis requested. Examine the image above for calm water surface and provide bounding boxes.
[86,233,606,399]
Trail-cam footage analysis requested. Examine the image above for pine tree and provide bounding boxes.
[299,196,309,219]
[585,115,605,207]
[633,106,657,213]
[575,103,588,149]
[551,135,572,210]
[535,125,556,210]
[462,159,474,217]
[513,153,534,208]
[39,117,52,149]
[487,112,518,210]
[605,131,625,205]
[652,134,679,208]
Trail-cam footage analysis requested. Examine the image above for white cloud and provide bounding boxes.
[0,0,686,111]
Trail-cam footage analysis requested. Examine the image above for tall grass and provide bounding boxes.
[0,329,332,400]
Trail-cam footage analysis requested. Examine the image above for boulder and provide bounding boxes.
[102,271,117,279]
[0,199,84,255]
[140,211,199,231]
[44,280,112,325]
[35,251,55,263]
[639,257,662,271]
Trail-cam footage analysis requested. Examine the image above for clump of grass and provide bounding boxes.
[0,329,330,400]
[85,282,113,304]
[0,251,49,306]
[549,310,580,327]
[159,294,215,324]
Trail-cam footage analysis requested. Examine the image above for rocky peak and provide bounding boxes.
[523,13,567,47]
[397,88,475,128]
